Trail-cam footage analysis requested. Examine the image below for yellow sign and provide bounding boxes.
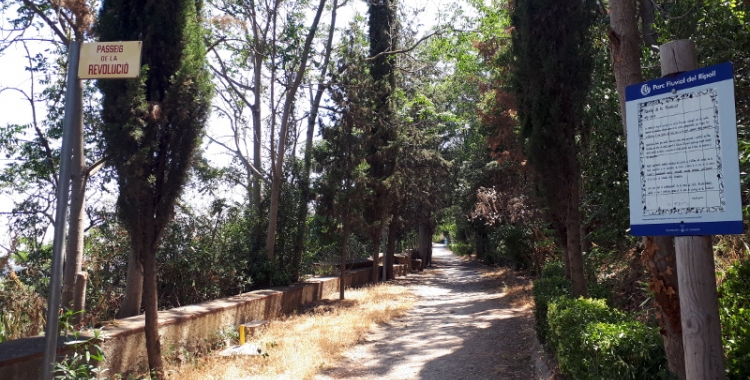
[78,41,142,79]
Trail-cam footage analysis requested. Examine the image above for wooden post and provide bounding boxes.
[660,40,726,380]
[675,236,725,379]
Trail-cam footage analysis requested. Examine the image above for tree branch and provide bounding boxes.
[366,30,442,61]
[21,0,70,45]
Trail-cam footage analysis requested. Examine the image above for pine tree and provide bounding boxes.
[511,0,597,296]
[97,0,212,375]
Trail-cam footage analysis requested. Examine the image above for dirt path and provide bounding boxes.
[315,244,540,380]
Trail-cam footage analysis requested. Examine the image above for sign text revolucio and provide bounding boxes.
[78,41,142,79]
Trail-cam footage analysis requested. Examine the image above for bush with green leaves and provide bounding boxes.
[449,241,473,256]
[547,297,673,380]
[532,268,570,343]
[541,260,566,278]
[718,259,750,379]
[484,224,533,269]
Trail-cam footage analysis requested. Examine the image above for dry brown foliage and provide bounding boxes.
[54,0,94,37]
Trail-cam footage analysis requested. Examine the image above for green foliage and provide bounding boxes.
[54,313,106,380]
[547,297,672,380]
[718,259,750,379]
[511,0,597,215]
[97,0,213,266]
[449,241,473,257]
[157,210,251,306]
[541,260,565,278]
[579,22,632,250]
[485,224,533,269]
[579,321,674,380]
[532,274,570,343]
[548,297,626,355]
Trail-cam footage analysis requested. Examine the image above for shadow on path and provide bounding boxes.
[315,244,536,380]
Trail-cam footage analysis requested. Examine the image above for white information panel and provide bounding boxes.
[626,62,743,236]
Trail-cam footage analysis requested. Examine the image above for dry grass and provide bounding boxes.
[165,283,414,380]
[479,267,534,310]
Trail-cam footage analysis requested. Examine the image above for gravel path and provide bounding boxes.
[315,244,540,380]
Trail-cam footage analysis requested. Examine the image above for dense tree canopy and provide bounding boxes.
[2,0,750,377]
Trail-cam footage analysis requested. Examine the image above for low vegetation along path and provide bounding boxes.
[316,244,538,379]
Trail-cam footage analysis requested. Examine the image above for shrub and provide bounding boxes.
[582,321,673,380]
[547,297,624,355]
[485,224,534,269]
[718,259,750,379]
[532,275,570,343]
[548,297,673,380]
[449,241,473,256]
[541,260,566,278]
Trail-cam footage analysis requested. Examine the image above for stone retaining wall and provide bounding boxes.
[0,264,407,378]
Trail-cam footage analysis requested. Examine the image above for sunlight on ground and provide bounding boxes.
[165,283,414,380]
[479,267,534,310]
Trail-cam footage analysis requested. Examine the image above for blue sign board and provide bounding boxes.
[626,62,743,236]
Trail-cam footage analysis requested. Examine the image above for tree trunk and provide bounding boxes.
[265,0,328,260]
[141,243,163,378]
[638,0,658,47]
[340,207,350,300]
[609,0,644,137]
[292,2,338,281]
[643,236,686,380]
[117,248,143,318]
[609,2,685,376]
[72,272,87,325]
[386,219,397,280]
[418,222,429,269]
[425,222,435,266]
[566,170,587,297]
[62,79,86,311]
[371,228,383,282]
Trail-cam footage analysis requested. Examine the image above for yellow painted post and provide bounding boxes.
[239,324,245,345]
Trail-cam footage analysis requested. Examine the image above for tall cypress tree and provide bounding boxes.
[97,0,212,375]
[511,0,596,296]
[365,0,398,282]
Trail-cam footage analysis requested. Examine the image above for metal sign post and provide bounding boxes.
[41,40,141,380]
[41,40,81,380]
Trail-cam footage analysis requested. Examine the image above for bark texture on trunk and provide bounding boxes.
[62,80,86,312]
[643,236,686,379]
[566,172,587,297]
[608,0,644,137]
[372,234,380,284]
[418,223,429,269]
[117,248,144,318]
[340,209,350,300]
[141,242,163,378]
[265,0,327,260]
[386,220,398,280]
[637,0,658,47]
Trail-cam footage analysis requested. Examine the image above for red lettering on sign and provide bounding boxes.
[95,44,125,54]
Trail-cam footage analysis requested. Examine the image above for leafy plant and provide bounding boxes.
[449,241,473,257]
[531,265,570,343]
[718,258,750,379]
[54,311,107,380]
[547,297,672,380]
